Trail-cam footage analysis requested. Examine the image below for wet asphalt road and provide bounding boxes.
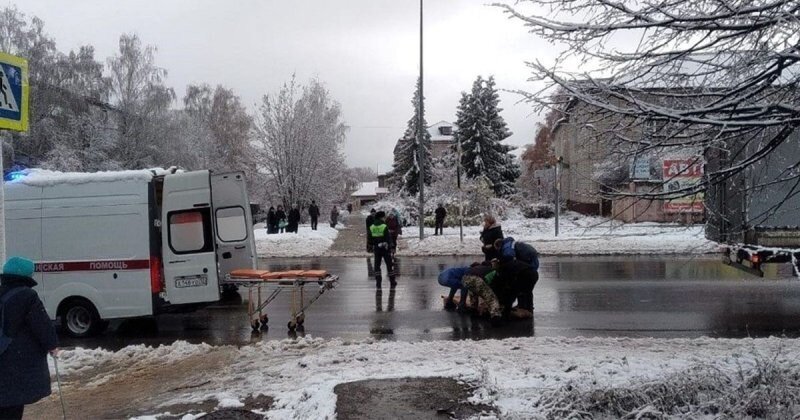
[61,255,800,350]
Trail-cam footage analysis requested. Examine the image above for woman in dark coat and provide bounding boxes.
[386,213,402,256]
[276,205,287,233]
[330,206,340,228]
[479,215,504,262]
[266,206,277,234]
[288,204,301,233]
[0,257,59,420]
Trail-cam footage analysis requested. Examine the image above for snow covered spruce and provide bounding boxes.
[52,337,800,419]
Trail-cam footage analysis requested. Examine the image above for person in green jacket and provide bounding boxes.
[370,211,397,289]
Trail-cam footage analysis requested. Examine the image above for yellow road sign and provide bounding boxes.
[0,52,29,132]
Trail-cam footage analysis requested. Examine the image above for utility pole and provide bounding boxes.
[417,0,425,241]
[555,156,562,237]
[457,134,464,242]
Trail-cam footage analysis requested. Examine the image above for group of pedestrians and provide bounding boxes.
[265,200,342,234]
[437,214,539,326]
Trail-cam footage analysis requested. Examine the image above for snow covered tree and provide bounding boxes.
[391,78,432,196]
[455,76,519,197]
[183,84,254,174]
[496,0,800,219]
[254,76,348,209]
[108,34,176,169]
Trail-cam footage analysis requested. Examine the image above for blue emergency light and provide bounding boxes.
[4,169,27,182]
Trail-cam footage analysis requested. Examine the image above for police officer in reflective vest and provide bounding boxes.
[370,211,397,288]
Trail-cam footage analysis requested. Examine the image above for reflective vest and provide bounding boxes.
[370,223,388,238]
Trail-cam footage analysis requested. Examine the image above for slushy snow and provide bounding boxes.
[56,336,800,419]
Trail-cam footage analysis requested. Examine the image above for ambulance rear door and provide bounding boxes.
[161,170,220,304]
[211,172,257,279]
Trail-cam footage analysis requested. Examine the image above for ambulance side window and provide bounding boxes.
[215,206,248,242]
[168,209,214,254]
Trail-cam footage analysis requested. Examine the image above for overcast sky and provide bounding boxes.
[17,0,552,172]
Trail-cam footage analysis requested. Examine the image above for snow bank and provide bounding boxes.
[58,336,800,419]
[254,224,339,258]
[51,341,212,377]
[8,167,178,187]
[402,212,720,256]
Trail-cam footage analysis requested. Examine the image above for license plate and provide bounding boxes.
[175,275,208,288]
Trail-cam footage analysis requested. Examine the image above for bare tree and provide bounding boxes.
[496,1,800,224]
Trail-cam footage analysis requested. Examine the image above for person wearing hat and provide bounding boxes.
[0,257,59,420]
[369,211,397,289]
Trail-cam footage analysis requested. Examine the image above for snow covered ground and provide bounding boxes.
[254,224,341,258]
[401,212,720,256]
[55,336,800,419]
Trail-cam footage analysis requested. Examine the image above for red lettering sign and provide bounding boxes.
[34,259,149,273]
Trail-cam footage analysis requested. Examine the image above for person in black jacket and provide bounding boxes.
[479,215,504,261]
[266,206,277,234]
[365,208,376,252]
[288,204,301,233]
[0,257,59,420]
[308,200,320,230]
[434,203,447,236]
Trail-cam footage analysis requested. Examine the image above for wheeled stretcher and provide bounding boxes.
[224,269,339,331]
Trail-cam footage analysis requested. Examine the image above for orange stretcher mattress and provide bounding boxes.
[300,270,328,279]
[230,269,330,280]
[229,269,271,279]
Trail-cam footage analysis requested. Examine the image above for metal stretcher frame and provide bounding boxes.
[223,274,339,331]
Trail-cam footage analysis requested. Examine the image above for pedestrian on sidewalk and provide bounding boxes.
[330,206,340,228]
[386,212,402,257]
[0,257,59,420]
[288,204,301,233]
[370,211,396,289]
[276,205,287,233]
[434,203,447,236]
[266,206,278,234]
[479,215,504,262]
[308,200,320,230]
[365,208,376,252]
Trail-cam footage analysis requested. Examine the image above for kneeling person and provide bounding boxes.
[438,266,470,311]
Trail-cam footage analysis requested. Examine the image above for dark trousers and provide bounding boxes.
[435,219,445,235]
[311,216,318,230]
[515,270,539,311]
[0,405,23,420]
[373,247,395,286]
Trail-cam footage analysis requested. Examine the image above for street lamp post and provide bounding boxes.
[417,0,425,241]
[457,135,464,242]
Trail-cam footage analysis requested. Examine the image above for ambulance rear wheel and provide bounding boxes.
[60,298,104,338]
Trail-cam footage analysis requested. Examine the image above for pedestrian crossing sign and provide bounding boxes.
[0,52,29,132]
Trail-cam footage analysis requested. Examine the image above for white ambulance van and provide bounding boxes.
[4,168,257,337]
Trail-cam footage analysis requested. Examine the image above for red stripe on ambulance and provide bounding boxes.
[35,260,150,273]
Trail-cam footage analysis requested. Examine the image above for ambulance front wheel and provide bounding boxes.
[59,298,105,338]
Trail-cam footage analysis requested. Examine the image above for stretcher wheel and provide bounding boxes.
[260,314,269,326]
[296,314,305,325]
[251,320,261,332]
[288,320,297,331]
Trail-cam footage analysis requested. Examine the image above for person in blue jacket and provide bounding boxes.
[438,266,470,311]
[0,257,59,420]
